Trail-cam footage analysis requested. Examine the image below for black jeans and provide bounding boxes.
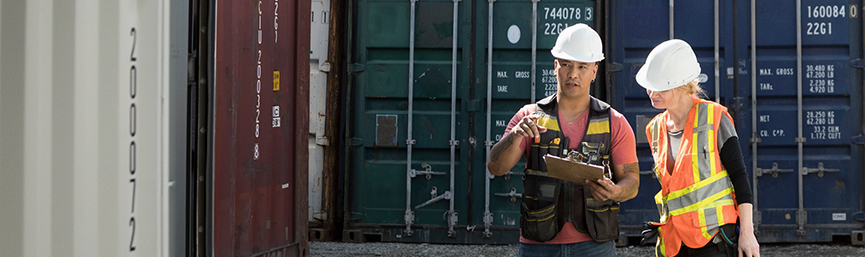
[675,224,738,257]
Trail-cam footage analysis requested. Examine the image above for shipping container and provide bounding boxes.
[0,0,312,256]
[340,0,865,246]
[310,0,331,227]
[608,0,865,244]
[343,0,603,244]
[206,0,311,256]
[0,0,188,256]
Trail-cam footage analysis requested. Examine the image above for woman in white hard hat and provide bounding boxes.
[636,39,760,257]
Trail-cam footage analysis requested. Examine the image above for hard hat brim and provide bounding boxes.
[551,51,605,63]
[635,63,700,92]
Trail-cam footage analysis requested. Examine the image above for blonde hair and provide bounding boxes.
[677,79,707,99]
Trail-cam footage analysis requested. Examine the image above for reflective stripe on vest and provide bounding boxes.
[645,97,738,256]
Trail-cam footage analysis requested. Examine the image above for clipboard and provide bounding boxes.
[543,154,605,184]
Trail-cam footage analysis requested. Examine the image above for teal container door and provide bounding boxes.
[346,0,474,243]
[346,0,601,244]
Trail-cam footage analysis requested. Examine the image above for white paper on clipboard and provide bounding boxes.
[543,154,605,184]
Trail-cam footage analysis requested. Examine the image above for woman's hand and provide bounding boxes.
[737,230,760,257]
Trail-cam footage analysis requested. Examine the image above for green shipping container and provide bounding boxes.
[345,0,602,244]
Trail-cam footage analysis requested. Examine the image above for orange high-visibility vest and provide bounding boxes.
[645,96,739,257]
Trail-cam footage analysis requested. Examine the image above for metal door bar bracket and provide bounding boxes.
[493,187,523,203]
[756,162,793,178]
[503,171,525,181]
[411,163,446,179]
[801,162,840,177]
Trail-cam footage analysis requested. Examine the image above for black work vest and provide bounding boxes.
[519,94,620,242]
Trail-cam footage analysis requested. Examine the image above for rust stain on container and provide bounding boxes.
[213,0,310,256]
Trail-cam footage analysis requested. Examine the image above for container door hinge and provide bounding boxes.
[483,212,494,238]
[608,62,623,73]
[852,134,865,145]
[850,59,865,69]
[447,210,459,238]
[348,63,365,73]
[796,209,807,236]
[349,137,363,146]
[404,210,415,237]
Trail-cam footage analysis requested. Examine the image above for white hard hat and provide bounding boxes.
[550,24,605,62]
[635,39,701,91]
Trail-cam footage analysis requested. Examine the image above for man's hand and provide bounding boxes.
[488,114,548,176]
[509,114,547,139]
[585,177,623,202]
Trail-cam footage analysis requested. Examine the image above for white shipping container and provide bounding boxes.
[0,0,188,256]
[309,0,331,223]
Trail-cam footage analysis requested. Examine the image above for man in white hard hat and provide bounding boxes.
[487,23,640,256]
[637,39,760,257]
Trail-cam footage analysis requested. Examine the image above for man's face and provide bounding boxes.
[554,59,598,100]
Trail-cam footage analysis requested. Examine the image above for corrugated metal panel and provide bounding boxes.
[0,0,187,256]
[745,0,864,242]
[211,0,310,255]
[346,0,475,243]
[608,0,865,244]
[309,0,330,224]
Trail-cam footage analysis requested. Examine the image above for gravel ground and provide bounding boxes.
[310,241,865,257]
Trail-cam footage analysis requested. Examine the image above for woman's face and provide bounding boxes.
[646,87,686,110]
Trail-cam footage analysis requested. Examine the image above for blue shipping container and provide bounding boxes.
[608,0,865,244]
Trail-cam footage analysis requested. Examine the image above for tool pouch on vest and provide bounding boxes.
[582,185,620,242]
[520,175,563,242]
[521,131,566,241]
[571,141,620,242]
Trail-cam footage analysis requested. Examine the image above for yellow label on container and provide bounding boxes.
[273,71,280,91]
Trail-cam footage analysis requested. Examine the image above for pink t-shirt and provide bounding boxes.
[503,103,638,244]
